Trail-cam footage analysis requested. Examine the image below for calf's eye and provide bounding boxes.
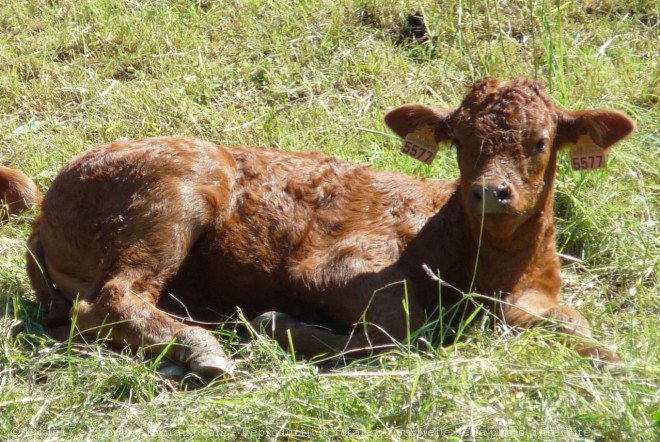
[535,138,548,153]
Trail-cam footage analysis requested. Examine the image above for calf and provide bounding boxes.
[0,166,40,222]
[26,78,634,378]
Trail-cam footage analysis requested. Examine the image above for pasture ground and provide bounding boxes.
[0,1,658,440]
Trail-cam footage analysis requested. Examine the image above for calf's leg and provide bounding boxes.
[251,311,355,357]
[252,281,427,359]
[74,273,234,378]
[26,231,73,340]
[32,183,235,378]
[251,311,419,359]
[502,290,620,365]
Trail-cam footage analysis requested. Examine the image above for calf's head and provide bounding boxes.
[386,78,635,238]
[0,166,40,222]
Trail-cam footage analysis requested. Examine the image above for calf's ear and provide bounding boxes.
[557,109,635,151]
[384,104,454,144]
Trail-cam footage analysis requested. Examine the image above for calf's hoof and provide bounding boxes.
[250,311,300,336]
[158,355,234,381]
[174,327,235,379]
[189,353,235,379]
[576,344,624,370]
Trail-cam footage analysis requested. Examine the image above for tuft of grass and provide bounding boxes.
[1,0,658,440]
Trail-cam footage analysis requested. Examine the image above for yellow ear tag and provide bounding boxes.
[570,134,608,171]
[400,125,439,165]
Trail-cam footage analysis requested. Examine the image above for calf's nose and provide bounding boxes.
[470,181,513,214]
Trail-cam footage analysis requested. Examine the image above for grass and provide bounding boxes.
[1,0,658,440]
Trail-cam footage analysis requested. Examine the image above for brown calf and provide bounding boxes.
[0,166,40,222]
[26,78,634,378]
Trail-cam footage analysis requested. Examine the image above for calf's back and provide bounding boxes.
[34,137,467,329]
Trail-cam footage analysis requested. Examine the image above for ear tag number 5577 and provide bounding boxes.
[570,135,608,171]
[400,125,439,165]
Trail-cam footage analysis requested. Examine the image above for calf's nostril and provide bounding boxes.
[472,188,483,202]
[496,184,512,201]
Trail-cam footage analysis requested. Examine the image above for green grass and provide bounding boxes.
[1,0,658,440]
